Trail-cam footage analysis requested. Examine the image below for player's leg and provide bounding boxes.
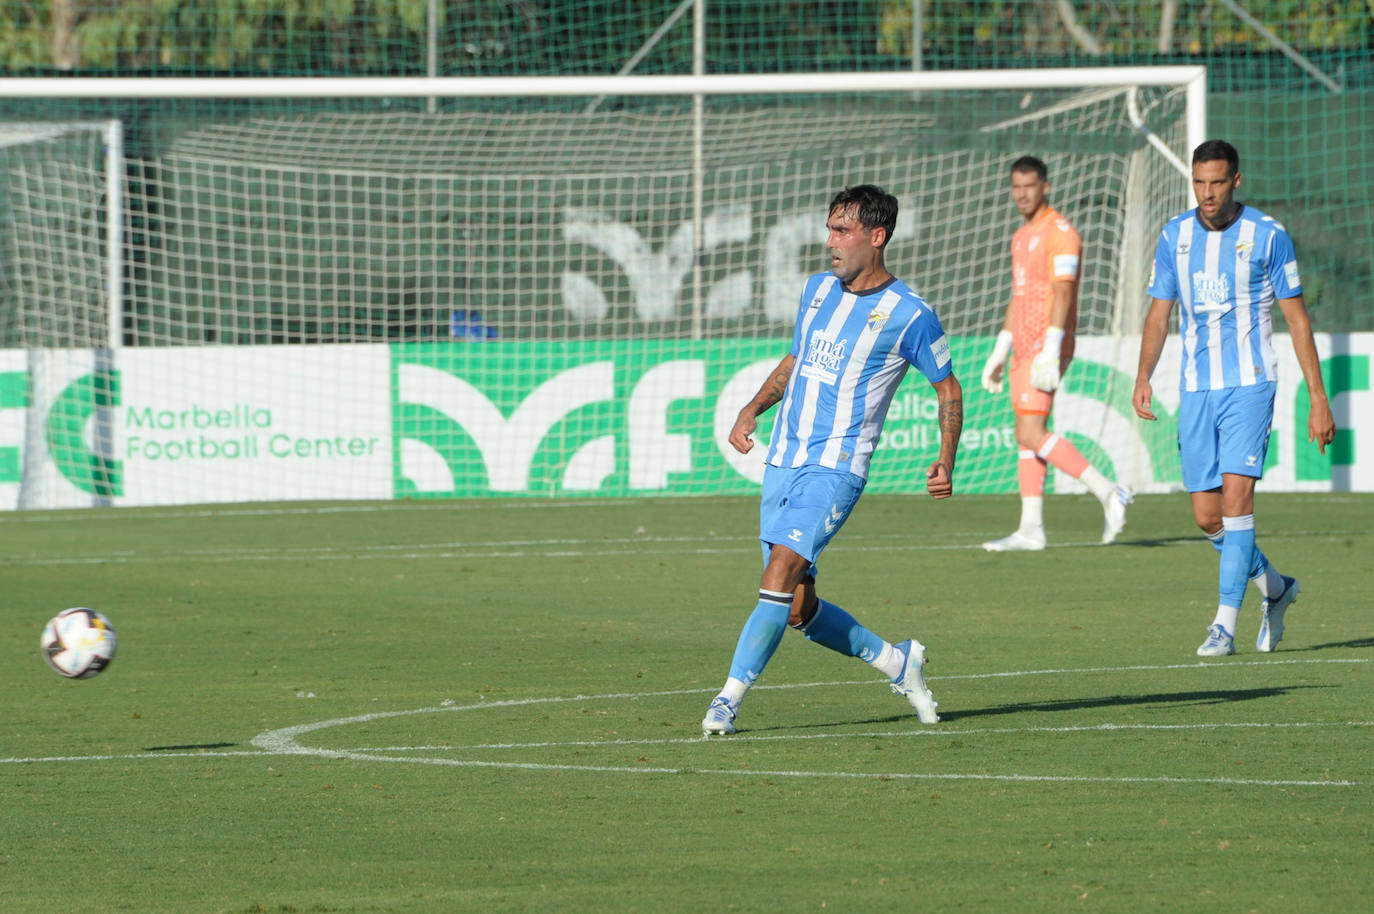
[1216,382,1296,652]
[984,363,1049,551]
[777,468,937,722]
[1180,390,1237,655]
[1022,361,1133,543]
[794,588,939,723]
[704,467,865,734]
[1183,384,1285,656]
[702,542,809,736]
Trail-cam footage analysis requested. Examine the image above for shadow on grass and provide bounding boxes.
[757,684,1333,731]
[142,742,237,751]
[1280,637,1374,652]
[935,684,1333,722]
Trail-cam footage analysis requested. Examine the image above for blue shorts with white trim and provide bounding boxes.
[759,464,865,575]
[1177,382,1276,492]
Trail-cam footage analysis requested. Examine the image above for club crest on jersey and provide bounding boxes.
[867,308,890,331]
[1236,240,1253,261]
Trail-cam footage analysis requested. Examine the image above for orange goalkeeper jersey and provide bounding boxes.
[1010,205,1081,360]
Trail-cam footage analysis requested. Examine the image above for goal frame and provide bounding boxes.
[3,67,1204,347]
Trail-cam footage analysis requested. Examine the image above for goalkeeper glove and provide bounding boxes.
[1031,326,1065,392]
[981,330,1013,394]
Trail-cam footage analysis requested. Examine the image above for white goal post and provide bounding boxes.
[0,67,1205,509]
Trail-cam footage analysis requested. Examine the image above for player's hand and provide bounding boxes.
[1132,378,1156,421]
[980,357,1005,394]
[1030,326,1064,392]
[1030,348,1060,392]
[925,461,953,499]
[728,410,758,454]
[981,329,1013,394]
[1308,398,1336,454]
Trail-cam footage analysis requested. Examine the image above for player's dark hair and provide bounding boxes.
[1192,139,1240,175]
[829,184,898,248]
[1010,155,1048,181]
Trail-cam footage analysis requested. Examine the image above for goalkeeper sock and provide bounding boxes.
[1038,433,1115,501]
[725,590,792,688]
[1017,449,1047,498]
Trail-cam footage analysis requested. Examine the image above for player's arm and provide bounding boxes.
[1277,294,1336,453]
[1132,297,1175,421]
[728,353,794,454]
[981,302,1015,394]
[925,373,962,499]
[1030,279,1075,392]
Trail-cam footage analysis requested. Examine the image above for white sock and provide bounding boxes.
[1080,465,1115,502]
[1210,605,1240,635]
[870,642,903,679]
[1019,496,1044,532]
[718,676,749,706]
[1252,563,1282,599]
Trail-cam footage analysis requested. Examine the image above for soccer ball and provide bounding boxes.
[41,608,118,679]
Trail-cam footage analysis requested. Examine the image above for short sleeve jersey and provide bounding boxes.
[1147,203,1301,391]
[766,273,953,480]
[1010,206,1081,359]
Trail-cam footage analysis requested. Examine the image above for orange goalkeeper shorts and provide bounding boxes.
[1007,354,1070,416]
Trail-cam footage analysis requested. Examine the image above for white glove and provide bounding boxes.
[981,330,1013,394]
[1031,326,1065,392]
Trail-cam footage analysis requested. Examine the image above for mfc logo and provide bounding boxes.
[396,355,774,495]
[559,205,918,325]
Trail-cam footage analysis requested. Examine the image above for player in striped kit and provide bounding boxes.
[701,184,963,736]
[1133,139,1335,656]
[981,155,1133,551]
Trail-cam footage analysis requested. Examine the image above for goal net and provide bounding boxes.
[0,70,1201,508]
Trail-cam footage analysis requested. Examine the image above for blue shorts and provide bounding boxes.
[1177,382,1276,492]
[759,464,866,576]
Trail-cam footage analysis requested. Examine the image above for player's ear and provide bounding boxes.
[870,226,888,249]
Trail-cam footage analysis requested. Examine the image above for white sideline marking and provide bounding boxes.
[3,530,1361,566]
[7,659,1368,787]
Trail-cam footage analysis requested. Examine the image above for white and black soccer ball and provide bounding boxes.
[41,608,117,679]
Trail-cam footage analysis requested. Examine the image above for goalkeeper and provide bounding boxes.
[980,156,1132,551]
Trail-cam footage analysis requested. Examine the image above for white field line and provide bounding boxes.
[351,719,1373,752]
[1,530,1358,566]
[1,493,1367,527]
[7,660,1369,787]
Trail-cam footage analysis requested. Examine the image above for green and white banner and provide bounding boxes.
[1,335,1368,509]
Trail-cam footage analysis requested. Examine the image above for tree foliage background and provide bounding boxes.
[0,1,1370,82]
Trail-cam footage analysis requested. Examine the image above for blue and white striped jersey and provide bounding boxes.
[1147,203,1303,392]
[766,272,952,479]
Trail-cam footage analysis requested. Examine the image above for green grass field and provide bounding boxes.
[2,492,1370,912]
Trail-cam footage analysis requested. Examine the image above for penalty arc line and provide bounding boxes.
[8,659,1368,787]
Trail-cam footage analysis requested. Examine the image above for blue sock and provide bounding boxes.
[726,590,792,686]
[1218,515,1256,611]
[801,599,886,663]
[1208,526,1268,579]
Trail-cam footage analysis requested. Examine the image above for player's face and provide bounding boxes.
[1010,170,1049,219]
[1192,159,1241,228]
[826,204,885,284]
